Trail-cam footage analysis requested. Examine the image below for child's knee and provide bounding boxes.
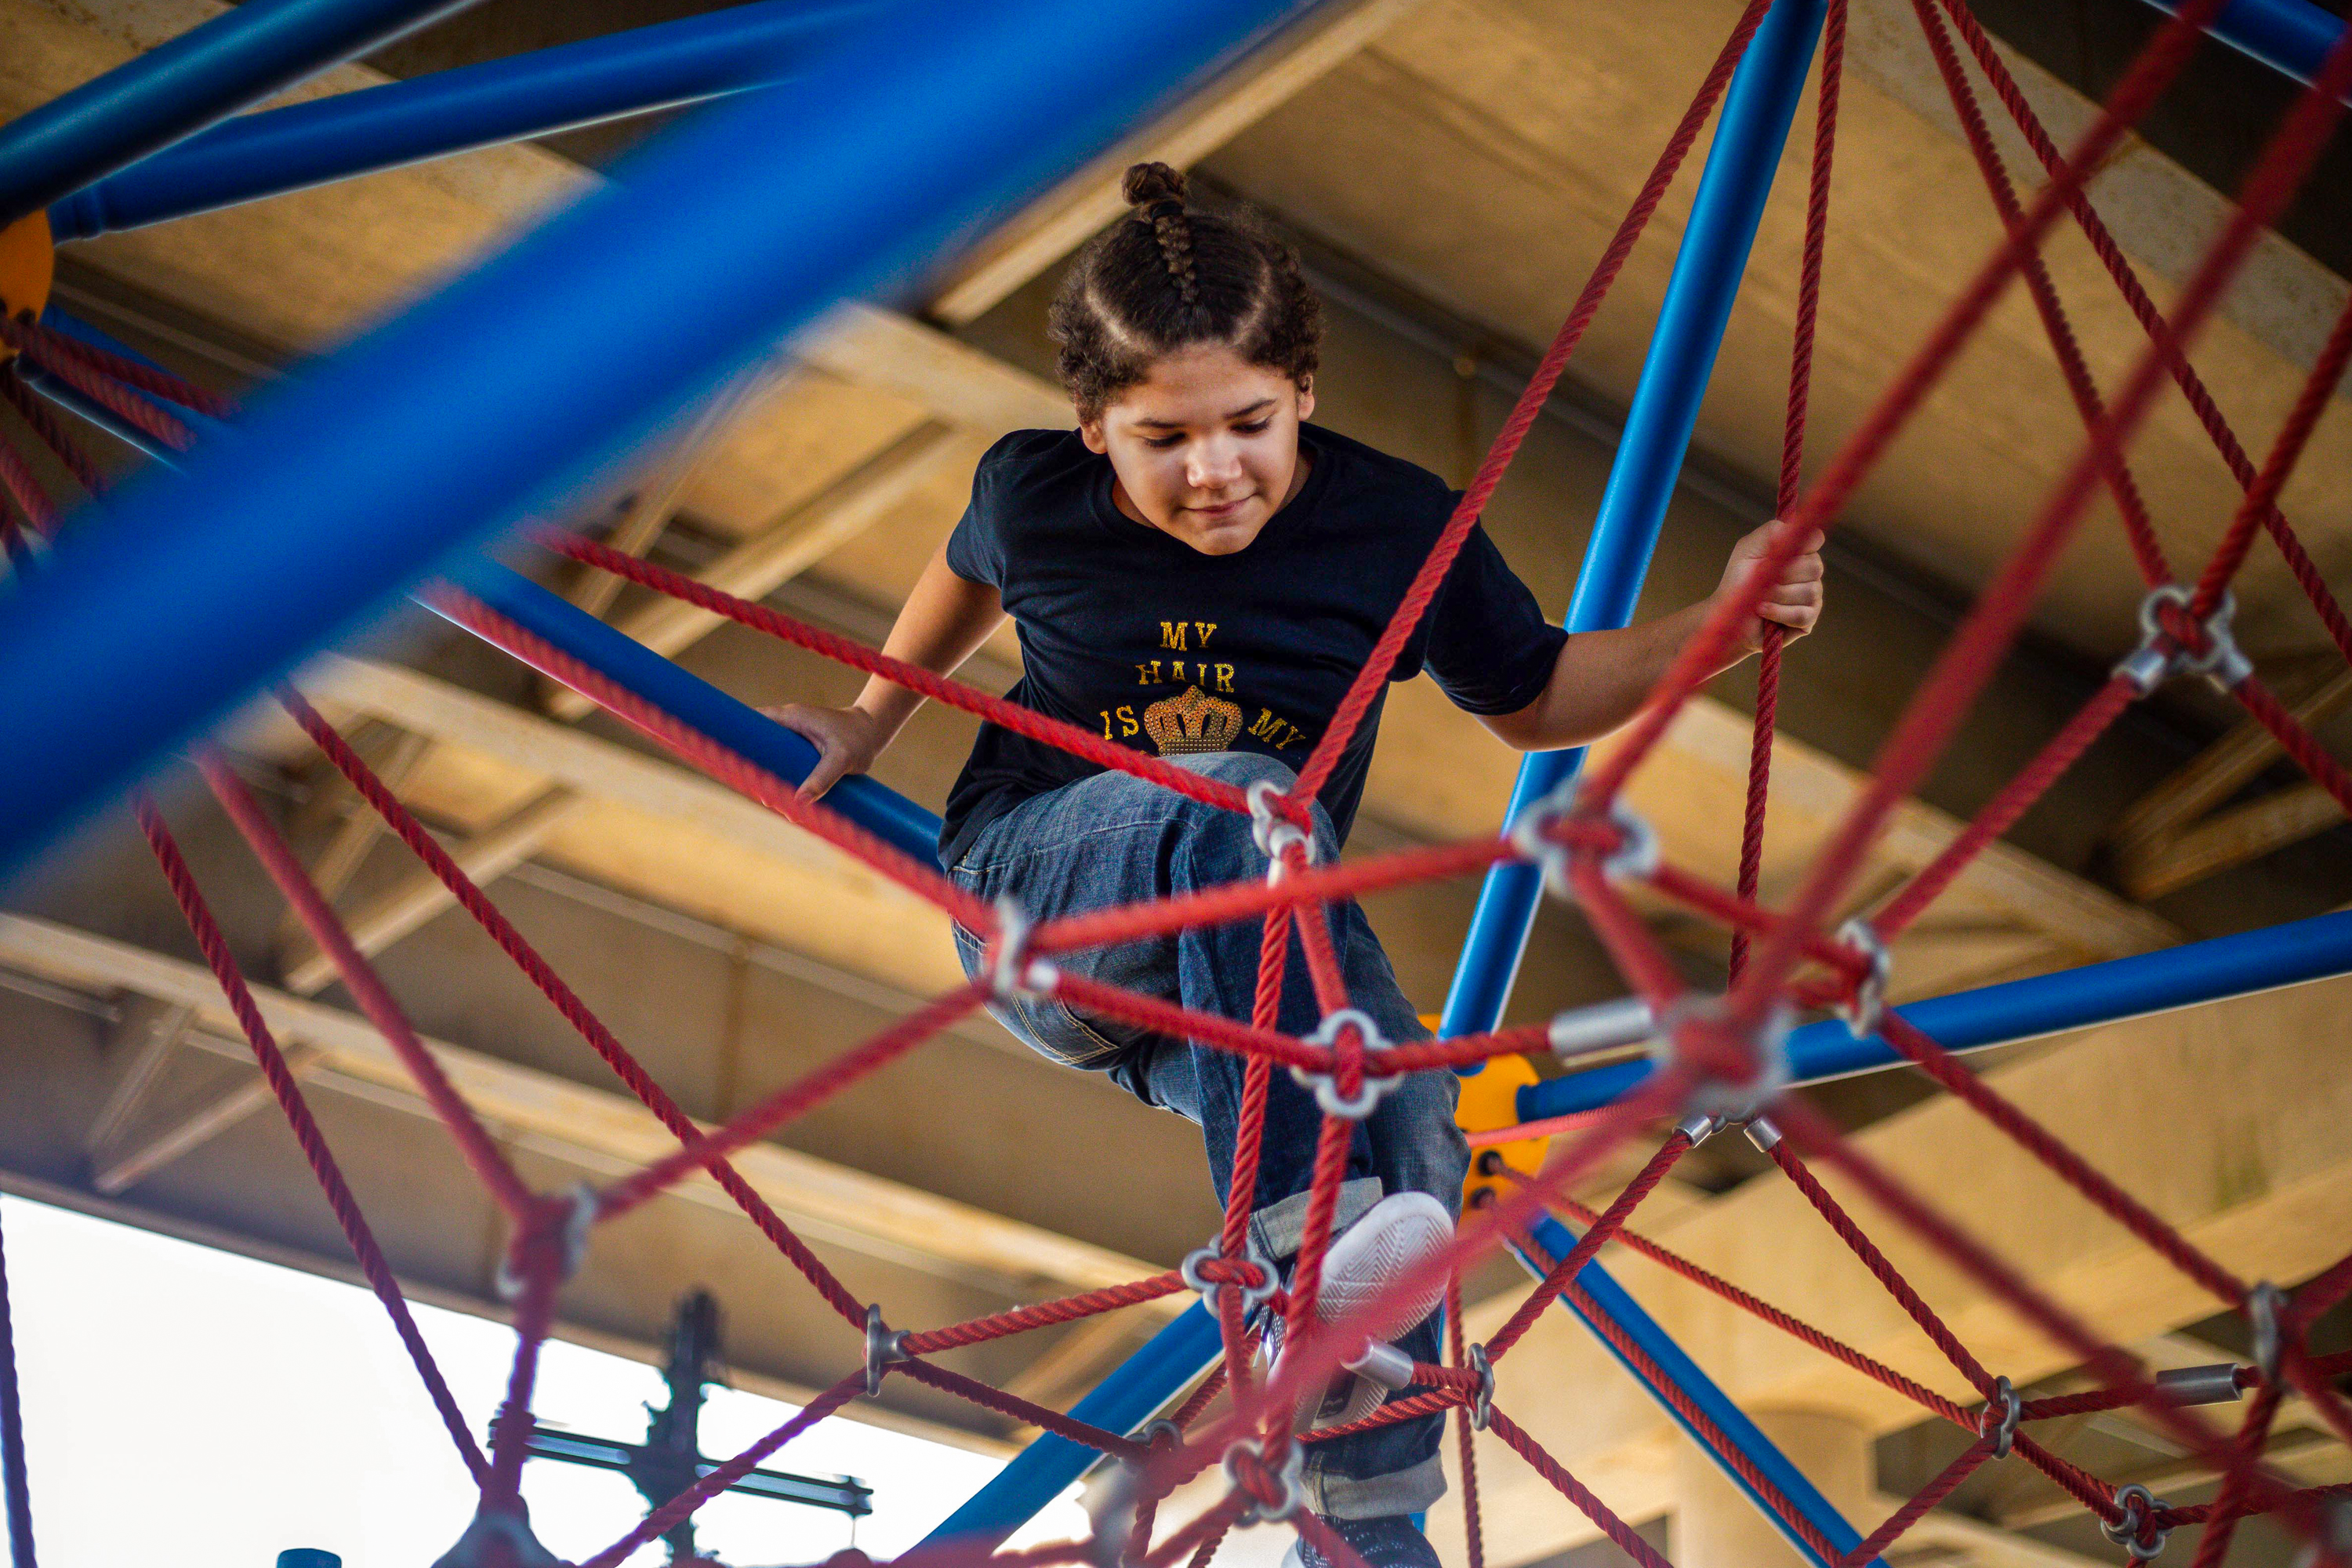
[1170,751,1341,870]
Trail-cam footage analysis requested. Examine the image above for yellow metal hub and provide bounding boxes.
[1453,1048,1548,1208]
[0,211,56,359]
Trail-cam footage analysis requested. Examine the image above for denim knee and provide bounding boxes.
[1163,752,1341,882]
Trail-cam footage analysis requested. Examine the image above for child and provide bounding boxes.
[769,162,1824,1567]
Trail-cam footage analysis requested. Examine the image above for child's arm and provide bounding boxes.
[1481,517,1824,752]
[764,543,1005,797]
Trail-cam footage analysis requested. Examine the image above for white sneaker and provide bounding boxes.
[1265,1192,1453,1432]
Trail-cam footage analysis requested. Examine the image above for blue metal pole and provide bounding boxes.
[0,0,485,226]
[1421,2,1873,1559]
[1518,908,2352,1123]
[430,564,946,869]
[1512,1214,1882,1568]
[0,0,1306,878]
[921,1304,1224,1548]
[1439,0,1830,1054]
[46,2,878,241]
[2136,0,2347,94]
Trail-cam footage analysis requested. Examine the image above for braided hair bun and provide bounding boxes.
[1121,162,1189,209]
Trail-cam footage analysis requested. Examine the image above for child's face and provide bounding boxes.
[1080,344,1315,556]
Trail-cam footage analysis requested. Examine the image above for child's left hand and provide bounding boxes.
[1715,517,1827,653]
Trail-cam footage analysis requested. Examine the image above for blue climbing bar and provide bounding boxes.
[921,1304,1225,1548]
[0,0,1308,877]
[2135,0,2348,96]
[48,1,879,241]
[1515,908,2352,1123]
[1439,0,1831,1047]
[0,0,483,225]
[433,565,947,869]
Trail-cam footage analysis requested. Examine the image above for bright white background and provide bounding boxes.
[0,1193,1093,1567]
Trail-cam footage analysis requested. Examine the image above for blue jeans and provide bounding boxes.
[950,751,1468,1518]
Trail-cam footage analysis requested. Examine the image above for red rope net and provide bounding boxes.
[7,2,2352,1565]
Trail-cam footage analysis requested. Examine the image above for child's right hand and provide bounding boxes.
[760,702,889,799]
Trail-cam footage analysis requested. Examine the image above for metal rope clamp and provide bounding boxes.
[2114,585,2252,695]
[1248,780,1317,884]
[1978,1374,2020,1460]
[1465,1342,1496,1432]
[1833,917,1893,1040]
[1221,1436,1306,1526]
[1290,1007,1399,1119]
[985,895,1059,1004]
[1181,1236,1279,1319]
[1508,786,1657,902]
[2249,1279,2287,1386]
[495,1182,600,1302]
[863,1303,909,1396]
[1134,1417,1185,1454]
[1656,994,1793,1131]
[2103,1483,2172,1562]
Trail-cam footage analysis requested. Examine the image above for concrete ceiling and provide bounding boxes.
[2,1,2348,1565]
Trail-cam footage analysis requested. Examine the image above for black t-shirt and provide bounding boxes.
[938,423,1570,866]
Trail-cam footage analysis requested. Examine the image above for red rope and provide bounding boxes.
[1871,674,2137,939]
[900,1272,1186,1355]
[4,0,2337,1552]
[1772,1099,2252,1474]
[2188,1381,2285,1568]
[1507,1225,1843,1567]
[0,370,103,499]
[136,798,488,1483]
[1733,0,1844,985]
[580,1373,862,1568]
[0,318,193,452]
[1537,1179,1972,1425]
[595,982,988,1221]
[1447,1272,1486,1568]
[899,1359,1149,1463]
[430,586,994,933]
[1839,1438,1992,1566]
[0,412,56,540]
[1486,1406,1673,1568]
[1726,10,2352,1031]
[1910,0,2172,589]
[7,318,235,419]
[1763,1138,1995,1396]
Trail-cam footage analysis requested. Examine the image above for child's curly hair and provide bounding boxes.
[1048,162,1321,421]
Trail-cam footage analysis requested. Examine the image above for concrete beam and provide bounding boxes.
[93,1040,321,1193]
[925,0,1429,325]
[0,913,1177,1304]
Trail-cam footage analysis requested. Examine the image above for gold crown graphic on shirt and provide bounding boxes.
[1143,686,1245,755]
